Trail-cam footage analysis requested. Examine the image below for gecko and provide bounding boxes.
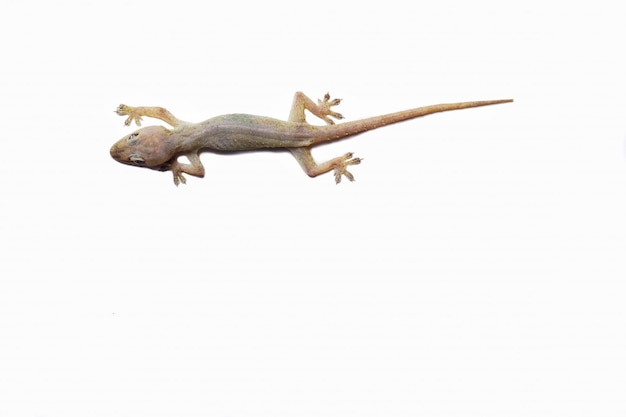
[110,91,512,186]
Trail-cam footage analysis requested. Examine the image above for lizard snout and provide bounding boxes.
[110,142,123,161]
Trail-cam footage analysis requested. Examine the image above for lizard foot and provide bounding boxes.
[334,152,362,184]
[318,93,344,125]
[173,171,187,186]
[115,104,143,126]
[171,162,187,186]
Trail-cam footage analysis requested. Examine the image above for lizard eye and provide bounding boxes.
[127,132,139,146]
[129,154,145,165]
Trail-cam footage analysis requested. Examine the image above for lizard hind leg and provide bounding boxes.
[288,92,344,124]
[290,147,362,184]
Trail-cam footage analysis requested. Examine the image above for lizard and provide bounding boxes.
[110,91,512,186]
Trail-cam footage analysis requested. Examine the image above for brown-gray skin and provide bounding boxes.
[110,92,513,186]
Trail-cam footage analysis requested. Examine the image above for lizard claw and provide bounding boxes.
[173,171,187,186]
[171,161,187,186]
[334,152,362,184]
[317,92,344,125]
[115,104,143,126]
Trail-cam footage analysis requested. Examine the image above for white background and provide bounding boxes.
[1,1,625,416]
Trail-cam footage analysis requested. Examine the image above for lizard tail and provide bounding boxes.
[319,99,513,142]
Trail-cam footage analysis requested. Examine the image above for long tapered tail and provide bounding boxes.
[319,99,513,142]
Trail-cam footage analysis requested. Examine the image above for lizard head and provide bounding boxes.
[110,126,175,170]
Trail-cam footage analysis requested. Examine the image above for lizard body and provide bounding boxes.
[110,92,512,185]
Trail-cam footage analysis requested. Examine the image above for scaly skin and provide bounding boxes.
[110,92,512,186]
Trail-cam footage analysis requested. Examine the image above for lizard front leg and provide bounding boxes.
[290,147,362,184]
[116,104,186,128]
[170,152,205,186]
[288,92,344,124]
